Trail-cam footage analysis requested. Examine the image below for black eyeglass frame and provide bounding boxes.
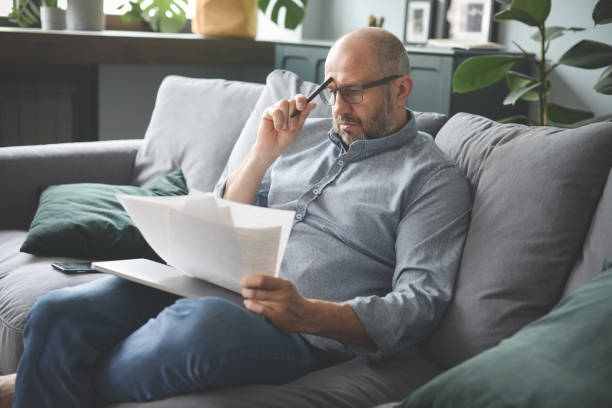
[319,75,403,106]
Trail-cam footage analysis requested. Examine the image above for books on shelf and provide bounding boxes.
[426,38,505,50]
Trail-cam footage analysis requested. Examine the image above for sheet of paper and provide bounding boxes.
[116,191,295,293]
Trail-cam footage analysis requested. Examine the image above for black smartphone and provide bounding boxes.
[51,262,100,274]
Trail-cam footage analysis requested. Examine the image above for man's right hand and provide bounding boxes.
[252,94,317,164]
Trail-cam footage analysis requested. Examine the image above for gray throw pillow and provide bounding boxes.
[132,75,264,192]
[424,112,612,369]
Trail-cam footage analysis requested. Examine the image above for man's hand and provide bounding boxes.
[240,273,374,347]
[253,95,317,163]
[241,274,313,333]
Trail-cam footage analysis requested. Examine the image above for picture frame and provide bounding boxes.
[404,0,435,45]
[447,0,494,43]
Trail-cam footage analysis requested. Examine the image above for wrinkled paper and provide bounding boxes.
[117,191,295,293]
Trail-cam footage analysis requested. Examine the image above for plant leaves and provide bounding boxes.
[594,65,612,94]
[261,0,307,30]
[559,40,612,68]
[141,0,187,33]
[593,0,612,25]
[494,0,551,26]
[453,55,523,93]
[503,82,541,105]
[530,26,584,44]
[547,103,594,124]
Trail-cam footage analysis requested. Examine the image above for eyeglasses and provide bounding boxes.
[319,75,402,106]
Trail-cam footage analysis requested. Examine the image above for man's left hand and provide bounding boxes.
[240,274,313,333]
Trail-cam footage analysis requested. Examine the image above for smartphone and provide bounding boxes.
[51,262,100,274]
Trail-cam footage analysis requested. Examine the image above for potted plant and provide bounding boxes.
[8,0,41,27]
[40,0,65,30]
[452,0,612,126]
[118,0,188,33]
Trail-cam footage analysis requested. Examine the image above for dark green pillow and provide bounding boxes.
[21,169,188,261]
[399,260,612,408]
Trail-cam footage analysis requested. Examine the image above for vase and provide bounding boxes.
[66,0,105,31]
[40,6,66,30]
[192,0,258,38]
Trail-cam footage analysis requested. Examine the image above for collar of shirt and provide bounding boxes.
[327,110,418,161]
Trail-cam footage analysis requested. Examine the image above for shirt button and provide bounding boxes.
[338,160,344,167]
[312,188,320,195]
[295,213,303,220]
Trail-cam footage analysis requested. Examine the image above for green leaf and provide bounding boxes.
[547,103,594,124]
[141,0,187,33]
[503,82,541,106]
[593,0,612,25]
[261,0,307,30]
[494,0,550,26]
[559,40,612,68]
[530,26,584,44]
[594,65,612,94]
[453,55,523,93]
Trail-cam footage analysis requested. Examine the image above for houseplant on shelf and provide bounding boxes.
[118,0,188,33]
[40,0,66,30]
[8,0,41,27]
[452,0,612,126]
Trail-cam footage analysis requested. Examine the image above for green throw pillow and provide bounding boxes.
[21,169,188,261]
[399,260,612,408]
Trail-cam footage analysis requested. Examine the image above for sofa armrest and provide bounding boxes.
[0,139,143,230]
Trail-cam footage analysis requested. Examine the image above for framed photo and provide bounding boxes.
[447,0,494,43]
[404,0,434,44]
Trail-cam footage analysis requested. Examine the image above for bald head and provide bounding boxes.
[327,28,411,77]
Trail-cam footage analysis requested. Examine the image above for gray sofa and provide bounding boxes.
[1,70,611,407]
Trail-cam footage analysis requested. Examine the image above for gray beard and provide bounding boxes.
[334,91,395,146]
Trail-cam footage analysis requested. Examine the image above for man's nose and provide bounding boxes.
[333,91,352,116]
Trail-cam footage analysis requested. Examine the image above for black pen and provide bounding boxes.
[289,77,334,118]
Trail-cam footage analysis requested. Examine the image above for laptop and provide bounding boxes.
[92,258,243,306]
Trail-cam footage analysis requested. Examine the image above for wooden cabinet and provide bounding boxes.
[275,42,528,120]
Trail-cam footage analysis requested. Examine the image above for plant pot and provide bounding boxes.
[192,0,257,38]
[66,0,105,31]
[40,6,66,30]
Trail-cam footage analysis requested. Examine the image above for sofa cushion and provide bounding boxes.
[218,69,448,181]
[107,348,442,408]
[425,113,612,368]
[132,76,264,192]
[20,169,187,261]
[563,169,612,297]
[398,261,612,408]
[0,231,104,374]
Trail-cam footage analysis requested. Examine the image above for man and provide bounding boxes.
[5,27,471,407]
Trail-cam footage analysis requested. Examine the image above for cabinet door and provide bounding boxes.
[275,44,328,84]
[406,54,453,115]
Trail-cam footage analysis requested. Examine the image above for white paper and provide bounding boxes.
[117,191,295,293]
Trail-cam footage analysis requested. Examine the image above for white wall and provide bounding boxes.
[497,0,612,117]
[302,0,406,41]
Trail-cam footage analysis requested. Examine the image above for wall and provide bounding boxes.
[497,0,612,117]
[302,0,405,41]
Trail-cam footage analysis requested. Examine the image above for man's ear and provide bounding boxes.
[397,76,414,102]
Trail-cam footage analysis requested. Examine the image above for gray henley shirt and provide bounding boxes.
[215,111,472,358]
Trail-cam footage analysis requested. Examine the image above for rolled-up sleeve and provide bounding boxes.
[345,165,471,355]
[212,167,272,208]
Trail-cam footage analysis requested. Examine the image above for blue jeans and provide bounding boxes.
[14,276,333,407]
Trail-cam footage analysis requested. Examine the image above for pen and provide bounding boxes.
[289,77,334,118]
